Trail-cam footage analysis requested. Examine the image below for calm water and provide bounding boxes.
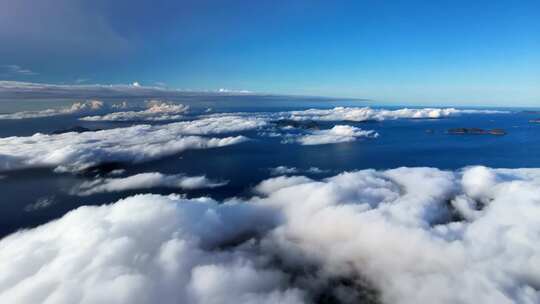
[0,97,539,237]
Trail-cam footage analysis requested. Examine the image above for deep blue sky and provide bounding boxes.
[0,0,539,106]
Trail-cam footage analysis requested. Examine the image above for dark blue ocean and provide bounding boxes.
[0,96,539,237]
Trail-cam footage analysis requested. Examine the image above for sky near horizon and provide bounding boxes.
[0,0,538,106]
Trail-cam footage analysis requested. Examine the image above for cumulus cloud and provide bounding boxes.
[281,107,508,122]
[1,166,539,304]
[0,194,299,304]
[0,100,105,120]
[0,115,265,172]
[80,100,190,122]
[285,125,378,145]
[73,172,227,196]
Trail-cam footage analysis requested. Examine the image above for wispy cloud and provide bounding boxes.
[0,65,37,77]
[72,172,227,196]
[74,78,90,84]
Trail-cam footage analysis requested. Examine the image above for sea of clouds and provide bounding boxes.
[80,100,190,122]
[0,100,106,120]
[0,103,512,172]
[0,115,266,172]
[0,100,190,121]
[0,100,508,122]
[280,106,508,121]
[0,166,539,304]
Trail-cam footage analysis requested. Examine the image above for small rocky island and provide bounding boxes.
[273,119,320,130]
[448,128,506,135]
[52,126,100,134]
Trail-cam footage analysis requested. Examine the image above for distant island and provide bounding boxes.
[273,119,320,130]
[448,128,506,135]
[52,126,99,134]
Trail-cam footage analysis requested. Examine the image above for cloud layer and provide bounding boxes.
[0,81,255,99]
[281,107,508,121]
[80,101,190,122]
[74,172,227,196]
[1,166,539,304]
[0,100,105,120]
[0,115,265,172]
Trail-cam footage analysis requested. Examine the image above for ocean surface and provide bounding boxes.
[0,96,539,238]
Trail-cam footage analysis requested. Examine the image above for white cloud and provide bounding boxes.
[257,167,540,304]
[254,175,313,196]
[75,78,90,84]
[281,107,508,122]
[80,100,190,122]
[2,166,540,303]
[74,172,227,196]
[0,194,299,304]
[217,88,252,94]
[306,167,328,174]
[0,65,37,76]
[269,166,329,176]
[24,196,55,212]
[286,125,378,145]
[0,100,105,120]
[0,115,265,172]
[269,166,299,175]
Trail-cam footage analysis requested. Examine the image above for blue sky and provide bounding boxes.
[0,0,539,106]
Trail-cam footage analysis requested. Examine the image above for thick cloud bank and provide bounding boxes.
[0,194,297,304]
[74,172,227,196]
[286,125,378,145]
[0,115,265,172]
[0,100,105,120]
[81,101,190,122]
[282,107,507,121]
[1,166,539,304]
